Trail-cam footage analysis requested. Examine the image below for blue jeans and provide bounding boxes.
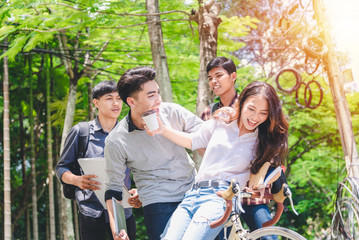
[161,186,228,240]
[241,204,278,240]
[143,202,181,240]
[216,204,277,240]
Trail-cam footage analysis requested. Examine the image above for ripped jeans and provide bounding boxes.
[161,185,228,240]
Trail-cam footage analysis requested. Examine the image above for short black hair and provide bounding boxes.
[92,81,117,100]
[117,66,156,106]
[206,57,237,75]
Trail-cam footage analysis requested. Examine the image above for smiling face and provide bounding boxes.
[128,80,162,116]
[208,67,237,97]
[238,95,269,135]
[93,91,123,121]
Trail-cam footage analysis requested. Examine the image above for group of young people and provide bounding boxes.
[55,56,289,240]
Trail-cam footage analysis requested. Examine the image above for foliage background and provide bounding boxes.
[0,0,358,239]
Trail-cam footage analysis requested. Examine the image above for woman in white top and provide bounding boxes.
[148,81,289,240]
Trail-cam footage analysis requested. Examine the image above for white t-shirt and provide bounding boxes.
[191,117,258,189]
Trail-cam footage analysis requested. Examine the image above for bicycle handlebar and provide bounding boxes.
[209,181,292,229]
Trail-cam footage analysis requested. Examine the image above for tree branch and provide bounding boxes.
[97,71,114,81]
[289,137,304,153]
[89,40,109,66]
[95,18,191,29]
[73,31,82,75]
[286,133,335,176]
[20,19,192,32]
[42,2,191,17]
[57,32,74,79]
[21,26,75,33]
[79,39,110,77]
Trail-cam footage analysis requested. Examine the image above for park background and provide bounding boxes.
[1,0,358,239]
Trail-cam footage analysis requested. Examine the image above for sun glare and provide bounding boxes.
[326,0,359,85]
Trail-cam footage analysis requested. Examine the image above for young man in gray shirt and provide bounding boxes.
[104,67,203,240]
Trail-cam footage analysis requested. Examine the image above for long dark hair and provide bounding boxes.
[214,81,289,174]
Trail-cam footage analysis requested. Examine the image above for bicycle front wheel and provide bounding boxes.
[246,226,306,240]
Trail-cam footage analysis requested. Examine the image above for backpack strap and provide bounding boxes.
[209,102,220,114]
[72,121,90,176]
[62,121,90,199]
[77,122,90,159]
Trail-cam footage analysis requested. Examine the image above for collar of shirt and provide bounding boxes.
[126,111,143,132]
[93,117,103,132]
[218,92,239,108]
[93,117,118,134]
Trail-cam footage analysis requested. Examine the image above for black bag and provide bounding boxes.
[271,167,288,194]
[63,122,90,199]
[209,102,220,114]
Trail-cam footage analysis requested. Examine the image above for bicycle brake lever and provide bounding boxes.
[232,182,246,213]
[285,187,299,215]
[236,190,246,213]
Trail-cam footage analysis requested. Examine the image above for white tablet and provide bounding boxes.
[78,157,107,208]
[78,157,133,209]
[112,197,127,234]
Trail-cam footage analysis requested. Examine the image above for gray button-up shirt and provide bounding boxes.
[105,102,203,207]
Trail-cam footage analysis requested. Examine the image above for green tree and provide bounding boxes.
[45,53,56,240]
[3,39,11,240]
[146,0,173,102]
[29,55,39,240]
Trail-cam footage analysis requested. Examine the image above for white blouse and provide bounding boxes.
[191,117,258,189]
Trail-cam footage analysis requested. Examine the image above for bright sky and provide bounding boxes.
[326,0,359,84]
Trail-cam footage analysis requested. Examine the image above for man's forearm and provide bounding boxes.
[61,170,79,185]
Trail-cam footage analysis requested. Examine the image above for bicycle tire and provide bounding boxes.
[246,226,306,240]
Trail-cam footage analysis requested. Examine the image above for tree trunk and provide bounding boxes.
[46,201,50,240]
[191,0,221,169]
[19,70,29,240]
[313,0,359,177]
[56,174,64,239]
[73,201,80,240]
[84,37,95,121]
[146,0,173,102]
[60,81,78,153]
[26,208,31,239]
[60,81,77,240]
[87,81,94,120]
[57,31,76,240]
[57,30,110,239]
[3,39,12,240]
[46,53,56,240]
[194,0,221,116]
[29,56,39,240]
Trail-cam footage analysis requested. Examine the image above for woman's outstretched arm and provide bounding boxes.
[145,116,192,149]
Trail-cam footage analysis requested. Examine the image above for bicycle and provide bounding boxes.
[210,170,307,240]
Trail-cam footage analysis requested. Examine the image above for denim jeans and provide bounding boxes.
[215,204,278,240]
[143,202,181,240]
[161,186,228,240]
[241,204,278,240]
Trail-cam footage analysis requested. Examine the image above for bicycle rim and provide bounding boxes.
[246,226,307,240]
